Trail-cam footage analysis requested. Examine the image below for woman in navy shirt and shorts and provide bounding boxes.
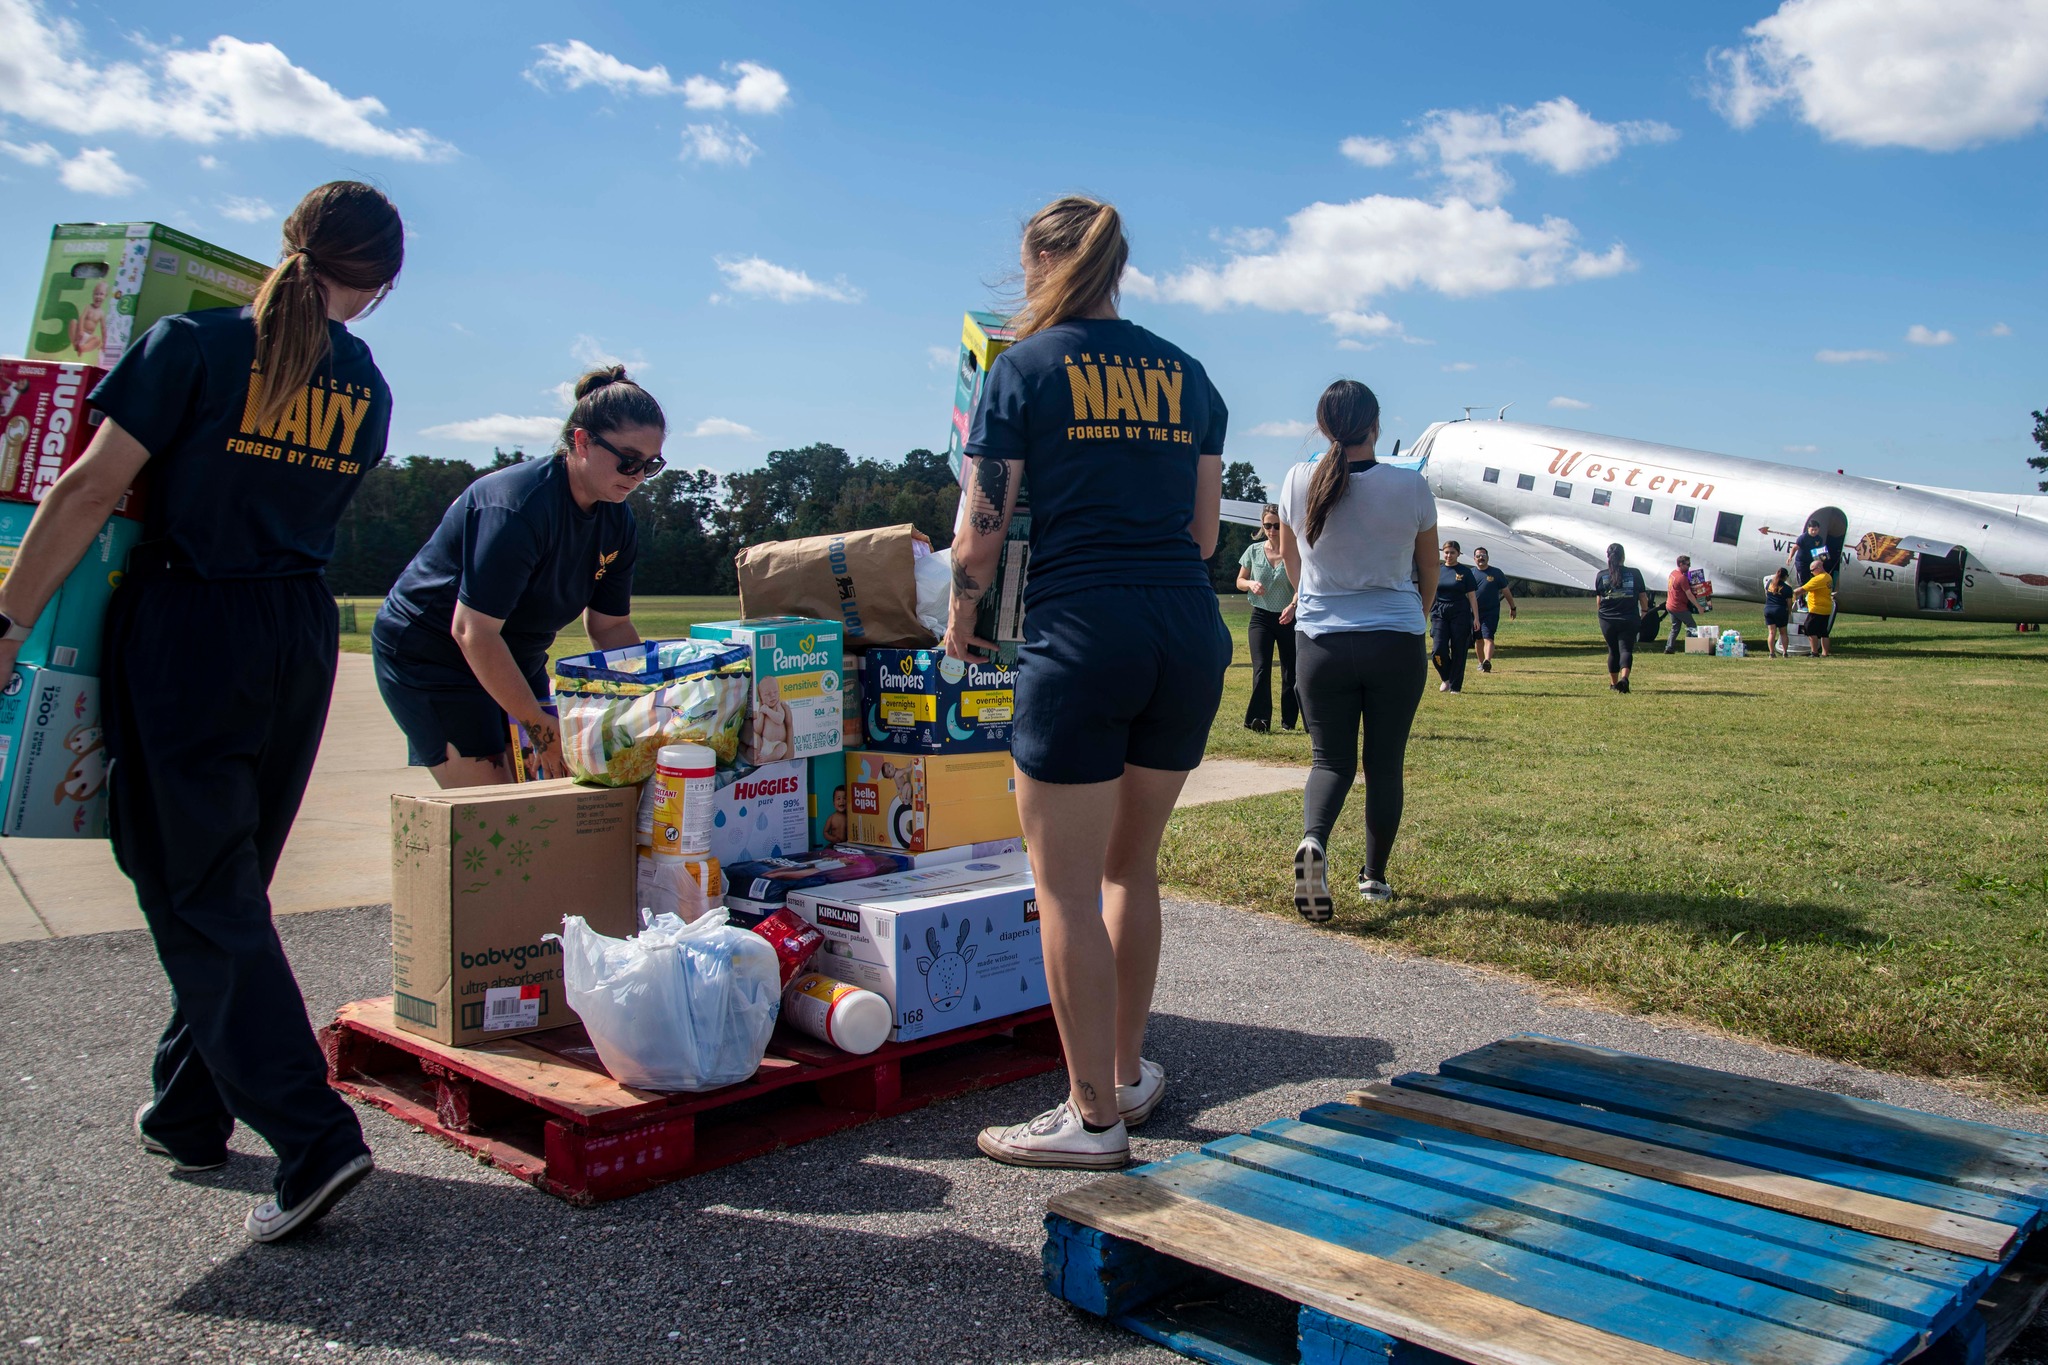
[950,196,1231,1170]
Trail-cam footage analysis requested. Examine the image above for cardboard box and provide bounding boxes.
[808,751,850,847]
[1684,635,1714,654]
[0,504,139,677]
[710,759,807,865]
[390,780,637,1046]
[789,852,1042,1041]
[0,665,107,837]
[844,749,1020,853]
[944,310,1018,481]
[690,617,845,764]
[27,222,267,369]
[956,510,1029,668]
[835,838,1022,869]
[861,647,1015,752]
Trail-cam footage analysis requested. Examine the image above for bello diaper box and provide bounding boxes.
[390,780,637,1046]
[0,504,139,677]
[28,222,268,369]
[0,665,108,837]
[690,617,844,764]
[788,852,1042,1041]
[861,648,1015,753]
[844,749,1020,853]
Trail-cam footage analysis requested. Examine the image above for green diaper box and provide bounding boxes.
[28,223,268,369]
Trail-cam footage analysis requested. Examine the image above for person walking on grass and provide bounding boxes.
[1470,546,1515,673]
[1799,559,1836,658]
[1664,553,1703,653]
[0,183,402,1243]
[1272,380,1436,918]
[1594,542,1650,692]
[948,195,1230,1170]
[1431,540,1481,692]
[1763,567,1794,657]
[1237,503,1298,732]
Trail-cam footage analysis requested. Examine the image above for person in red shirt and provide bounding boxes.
[1663,553,1702,653]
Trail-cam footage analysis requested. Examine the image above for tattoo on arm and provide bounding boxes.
[968,457,1011,536]
[951,557,984,602]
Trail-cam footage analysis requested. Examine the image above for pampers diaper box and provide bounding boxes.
[843,749,1020,853]
[28,223,267,369]
[788,852,1042,1041]
[861,648,1015,753]
[0,503,140,676]
[0,665,108,838]
[690,617,844,765]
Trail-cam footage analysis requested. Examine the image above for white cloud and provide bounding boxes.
[681,122,757,166]
[1402,97,1677,203]
[1816,348,1890,363]
[1120,266,1158,300]
[1707,0,2048,150]
[1339,135,1400,167]
[689,417,757,438]
[1249,419,1316,438]
[569,334,650,374]
[422,414,563,445]
[1,137,56,165]
[713,255,861,304]
[196,153,219,170]
[527,42,790,113]
[0,1,451,159]
[216,194,273,222]
[1989,321,2013,336]
[1548,395,1593,410]
[927,345,954,370]
[1905,324,1955,346]
[1442,360,1477,372]
[59,146,139,194]
[1783,443,1821,453]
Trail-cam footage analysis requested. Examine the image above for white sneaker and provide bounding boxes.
[134,1100,227,1174]
[1295,837,1333,923]
[246,1154,373,1244]
[1117,1059,1167,1128]
[977,1101,1129,1170]
[1358,875,1394,902]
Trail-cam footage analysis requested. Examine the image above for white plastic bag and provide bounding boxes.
[553,908,780,1091]
[914,547,952,639]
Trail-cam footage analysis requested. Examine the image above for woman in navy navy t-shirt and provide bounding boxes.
[952,196,1231,1170]
[373,368,658,786]
[0,182,402,1243]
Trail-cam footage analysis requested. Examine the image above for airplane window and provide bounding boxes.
[1592,489,1612,507]
[1674,505,1696,524]
[1554,481,1572,498]
[1483,467,1500,484]
[1714,511,1742,545]
[1516,473,1535,491]
[1632,497,1652,514]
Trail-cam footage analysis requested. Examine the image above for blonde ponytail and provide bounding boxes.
[1013,196,1129,339]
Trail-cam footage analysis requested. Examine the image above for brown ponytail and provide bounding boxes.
[1013,195,1128,339]
[1301,380,1381,548]
[250,181,404,432]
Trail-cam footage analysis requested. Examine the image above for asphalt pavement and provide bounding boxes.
[5,896,2047,1365]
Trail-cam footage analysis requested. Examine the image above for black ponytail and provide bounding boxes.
[556,365,665,455]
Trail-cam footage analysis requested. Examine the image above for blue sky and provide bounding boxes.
[1,0,2043,496]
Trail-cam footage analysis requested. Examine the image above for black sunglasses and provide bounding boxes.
[585,430,666,478]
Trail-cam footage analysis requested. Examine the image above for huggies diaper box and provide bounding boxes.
[690,617,844,764]
[860,648,1015,752]
[0,665,107,838]
[632,757,808,867]
[787,852,1043,1041]
[843,749,1021,853]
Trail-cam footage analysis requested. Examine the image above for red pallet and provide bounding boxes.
[321,997,1062,1203]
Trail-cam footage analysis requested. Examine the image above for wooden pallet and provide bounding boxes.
[322,997,1060,1203]
[1045,1034,2048,1365]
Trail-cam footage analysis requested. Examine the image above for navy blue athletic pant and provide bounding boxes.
[105,573,368,1206]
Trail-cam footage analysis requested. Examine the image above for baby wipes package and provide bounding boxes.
[861,648,1014,753]
[690,617,844,764]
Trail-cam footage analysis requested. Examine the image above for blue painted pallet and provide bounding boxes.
[1044,1035,2048,1365]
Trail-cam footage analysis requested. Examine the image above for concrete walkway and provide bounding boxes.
[0,655,1306,942]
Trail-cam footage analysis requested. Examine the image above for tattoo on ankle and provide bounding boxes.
[1077,1081,1098,1101]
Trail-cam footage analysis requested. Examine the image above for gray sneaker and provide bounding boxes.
[245,1154,373,1244]
[1295,837,1333,923]
[1358,875,1394,902]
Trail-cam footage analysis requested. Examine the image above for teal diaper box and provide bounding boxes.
[860,648,1014,753]
[690,617,844,765]
[0,502,138,676]
[0,665,107,837]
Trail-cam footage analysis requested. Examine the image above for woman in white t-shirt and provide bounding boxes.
[1273,380,1439,918]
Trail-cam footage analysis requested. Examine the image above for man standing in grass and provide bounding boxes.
[1664,554,1703,653]
[1470,547,1514,673]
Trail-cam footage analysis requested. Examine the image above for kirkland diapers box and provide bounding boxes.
[28,222,267,369]
[789,852,1042,1041]
[390,780,637,1046]
[0,503,140,676]
[861,648,1015,752]
[690,617,845,764]
[844,749,1020,853]
[0,665,107,838]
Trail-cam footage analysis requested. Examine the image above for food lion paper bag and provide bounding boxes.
[736,524,935,652]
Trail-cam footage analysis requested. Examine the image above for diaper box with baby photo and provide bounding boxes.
[0,665,108,838]
[0,501,140,677]
[843,749,1020,854]
[860,647,1015,753]
[690,617,844,765]
[28,223,268,370]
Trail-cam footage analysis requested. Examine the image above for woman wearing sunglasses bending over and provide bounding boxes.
[373,366,660,785]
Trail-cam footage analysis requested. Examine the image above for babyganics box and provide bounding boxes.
[390,780,637,1046]
[861,648,1015,753]
[0,503,140,676]
[28,223,268,370]
[788,852,1043,1042]
[844,749,1020,853]
[0,665,108,838]
[690,617,845,765]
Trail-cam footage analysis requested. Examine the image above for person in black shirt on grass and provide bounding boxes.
[1593,542,1651,693]
[0,182,402,1242]
[1469,546,1515,673]
[1430,540,1481,693]
[373,368,656,786]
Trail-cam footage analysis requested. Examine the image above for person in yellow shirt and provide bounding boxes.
[1798,565,1835,657]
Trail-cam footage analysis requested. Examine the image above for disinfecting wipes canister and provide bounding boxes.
[782,972,890,1055]
[651,744,715,857]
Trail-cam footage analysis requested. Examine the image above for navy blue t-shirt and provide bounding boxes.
[378,456,637,683]
[963,317,1226,606]
[1594,566,1648,621]
[1434,564,1480,619]
[87,307,390,578]
[1473,565,1508,614]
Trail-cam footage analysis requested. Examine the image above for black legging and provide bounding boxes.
[1601,616,1637,674]
[1244,606,1298,729]
[1297,629,1428,880]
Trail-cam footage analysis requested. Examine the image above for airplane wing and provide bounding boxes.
[1434,499,1601,591]
[1221,498,1264,527]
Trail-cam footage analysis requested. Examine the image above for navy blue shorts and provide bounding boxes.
[371,616,545,767]
[1476,608,1501,640]
[1011,585,1231,785]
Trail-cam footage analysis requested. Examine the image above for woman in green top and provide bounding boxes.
[1237,503,1299,731]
